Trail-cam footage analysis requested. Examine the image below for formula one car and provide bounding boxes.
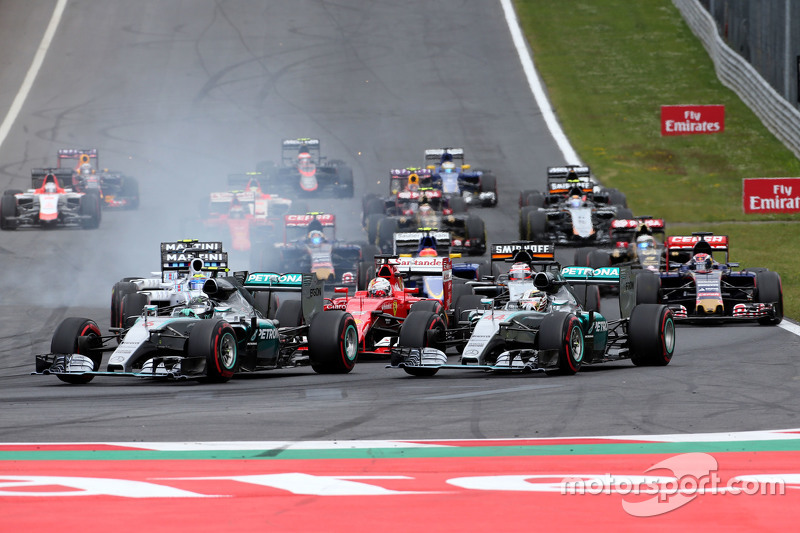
[388,242,676,376]
[634,233,783,324]
[366,187,486,256]
[1,168,101,230]
[256,213,370,291]
[200,171,295,254]
[256,138,354,197]
[57,148,139,209]
[573,217,667,272]
[424,147,498,207]
[322,254,452,357]
[110,240,231,329]
[35,272,358,384]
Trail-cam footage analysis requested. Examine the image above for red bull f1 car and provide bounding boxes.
[57,148,139,209]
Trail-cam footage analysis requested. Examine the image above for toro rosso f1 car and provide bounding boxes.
[35,272,358,384]
[634,232,783,324]
[389,242,676,376]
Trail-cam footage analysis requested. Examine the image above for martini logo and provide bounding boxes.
[161,241,222,252]
[661,105,724,136]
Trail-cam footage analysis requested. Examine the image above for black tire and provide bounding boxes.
[358,262,374,291]
[518,206,535,240]
[111,281,138,328]
[634,271,660,305]
[607,188,628,207]
[308,310,358,373]
[399,310,446,351]
[525,209,547,241]
[452,283,475,307]
[756,271,783,325]
[575,285,601,313]
[464,216,486,255]
[80,191,101,229]
[449,196,467,214]
[409,300,446,325]
[1,193,18,230]
[377,217,398,252]
[519,189,538,207]
[479,174,497,206]
[50,318,103,384]
[365,213,384,246]
[573,247,592,267]
[629,304,675,366]
[588,250,612,270]
[3,189,22,196]
[525,192,546,209]
[253,291,272,317]
[120,292,148,328]
[363,196,385,217]
[187,319,238,382]
[336,167,354,197]
[120,176,140,209]
[453,294,484,325]
[614,207,634,220]
[275,299,303,328]
[539,313,584,375]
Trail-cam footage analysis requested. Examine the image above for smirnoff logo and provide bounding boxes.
[661,105,724,136]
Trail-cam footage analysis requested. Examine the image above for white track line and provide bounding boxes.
[0,0,68,150]
[500,0,581,165]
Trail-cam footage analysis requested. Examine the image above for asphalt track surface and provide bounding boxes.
[1,0,799,445]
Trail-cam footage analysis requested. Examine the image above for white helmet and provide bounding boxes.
[367,277,391,297]
[519,288,549,312]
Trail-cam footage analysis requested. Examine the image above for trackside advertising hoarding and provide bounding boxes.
[743,177,800,214]
[661,105,724,136]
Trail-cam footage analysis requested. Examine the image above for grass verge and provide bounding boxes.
[515,0,800,319]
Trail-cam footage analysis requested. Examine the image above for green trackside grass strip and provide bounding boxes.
[514,0,800,319]
[3,439,800,461]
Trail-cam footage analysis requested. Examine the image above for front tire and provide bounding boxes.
[756,271,783,325]
[629,304,675,366]
[399,310,446,351]
[187,319,238,382]
[51,318,103,384]
[308,311,358,374]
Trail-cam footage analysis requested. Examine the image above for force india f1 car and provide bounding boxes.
[256,138,354,197]
[57,148,139,209]
[1,168,101,230]
[633,233,783,324]
[35,272,358,384]
[389,242,676,376]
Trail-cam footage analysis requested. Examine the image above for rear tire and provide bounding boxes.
[479,174,497,206]
[525,210,547,241]
[120,292,148,329]
[111,281,138,328]
[629,304,675,366]
[187,319,238,382]
[308,310,358,373]
[1,194,18,230]
[635,271,660,305]
[51,318,103,384]
[81,191,102,229]
[274,299,303,328]
[464,216,486,255]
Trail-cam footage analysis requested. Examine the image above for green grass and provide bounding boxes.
[515,0,800,319]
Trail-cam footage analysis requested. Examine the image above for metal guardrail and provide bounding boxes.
[673,0,800,160]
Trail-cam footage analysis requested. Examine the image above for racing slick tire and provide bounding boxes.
[453,294,484,325]
[479,174,498,206]
[449,197,468,214]
[275,299,303,328]
[409,300,446,325]
[3,189,22,196]
[111,281,138,328]
[308,310,358,374]
[120,176,140,209]
[50,318,103,384]
[524,191,546,209]
[452,283,475,308]
[398,311,446,375]
[756,271,783,325]
[464,216,486,255]
[335,166,354,198]
[363,196,385,218]
[519,189,538,207]
[80,191,102,229]
[358,261,375,291]
[588,250,612,270]
[365,213,384,246]
[253,292,273,318]
[614,207,634,220]
[574,285,601,313]
[518,206,534,240]
[573,247,592,267]
[634,271,660,305]
[1,194,18,230]
[525,209,548,241]
[607,188,628,207]
[187,319,238,383]
[377,217,399,253]
[120,292,148,328]
[539,312,584,375]
[629,304,675,366]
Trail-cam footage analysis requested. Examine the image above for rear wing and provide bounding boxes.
[547,165,593,195]
[159,241,227,277]
[393,256,453,277]
[393,230,451,256]
[284,213,335,228]
[57,148,98,169]
[244,272,324,323]
[665,233,729,269]
[424,147,465,169]
[281,138,321,166]
[210,191,256,203]
[610,217,666,239]
[490,242,557,271]
[227,172,266,190]
[560,265,635,318]
[30,168,74,190]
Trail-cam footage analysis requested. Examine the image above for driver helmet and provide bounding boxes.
[185,295,213,318]
[367,277,391,297]
[509,262,532,281]
[441,161,456,173]
[188,274,207,291]
[636,235,656,250]
[690,252,713,273]
[568,194,583,208]
[419,202,433,216]
[44,181,57,193]
[79,162,93,176]
[519,288,549,312]
[308,230,325,247]
[419,247,438,257]
[341,272,355,284]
